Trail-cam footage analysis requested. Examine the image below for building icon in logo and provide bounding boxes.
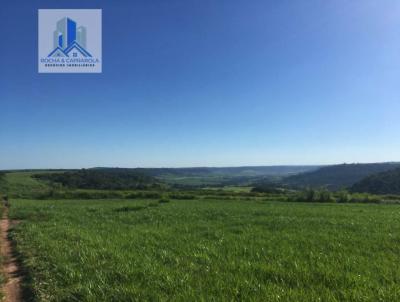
[39,9,102,73]
[48,17,92,58]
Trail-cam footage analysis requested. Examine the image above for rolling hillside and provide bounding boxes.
[282,163,400,191]
[94,166,320,187]
[0,171,52,198]
[93,166,320,177]
[351,167,400,194]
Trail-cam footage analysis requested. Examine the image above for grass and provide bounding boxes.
[0,205,3,299]
[204,186,253,193]
[1,172,52,198]
[8,198,400,301]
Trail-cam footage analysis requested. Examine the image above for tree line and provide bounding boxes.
[34,169,158,190]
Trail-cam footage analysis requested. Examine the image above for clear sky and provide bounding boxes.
[1,0,400,169]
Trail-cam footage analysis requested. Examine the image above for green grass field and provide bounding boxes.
[0,172,52,198]
[158,174,232,186]
[8,198,400,301]
[0,205,4,298]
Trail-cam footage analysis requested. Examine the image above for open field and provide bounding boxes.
[8,198,400,301]
[0,172,51,198]
[4,1,400,301]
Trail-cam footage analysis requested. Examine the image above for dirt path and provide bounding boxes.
[1,207,22,302]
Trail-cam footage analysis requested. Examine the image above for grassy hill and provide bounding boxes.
[282,163,400,191]
[0,171,53,198]
[351,167,400,195]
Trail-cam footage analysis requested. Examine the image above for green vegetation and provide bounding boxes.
[160,174,233,187]
[34,169,158,190]
[142,166,319,178]
[251,184,286,194]
[282,163,400,190]
[0,172,52,198]
[0,172,5,192]
[9,198,400,301]
[290,189,394,204]
[1,170,399,204]
[0,205,3,291]
[0,170,265,201]
[291,189,335,203]
[351,167,400,195]
[1,170,400,301]
[217,186,253,193]
[139,166,319,188]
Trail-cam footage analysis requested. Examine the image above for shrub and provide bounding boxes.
[168,193,195,200]
[251,185,282,194]
[291,189,335,203]
[125,192,162,199]
[336,191,351,203]
[349,193,382,204]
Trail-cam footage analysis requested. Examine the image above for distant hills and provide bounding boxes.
[31,166,320,189]
[351,167,400,195]
[282,163,400,191]
[5,163,400,193]
[104,166,321,187]
[131,166,321,177]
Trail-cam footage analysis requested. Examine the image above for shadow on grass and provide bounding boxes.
[114,205,149,212]
[8,226,36,302]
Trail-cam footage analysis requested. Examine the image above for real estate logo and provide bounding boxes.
[38,9,102,73]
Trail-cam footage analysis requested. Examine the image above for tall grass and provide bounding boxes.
[9,199,400,301]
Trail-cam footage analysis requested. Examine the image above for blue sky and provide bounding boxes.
[1,0,400,169]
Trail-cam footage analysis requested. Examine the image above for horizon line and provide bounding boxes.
[2,161,400,171]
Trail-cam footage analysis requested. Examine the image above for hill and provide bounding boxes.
[96,166,320,187]
[94,166,320,177]
[34,168,158,190]
[282,163,400,191]
[0,166,320,195]
[351,168,400,194]
[0,171,52,198]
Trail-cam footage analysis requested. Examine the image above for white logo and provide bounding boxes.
[38,9,102,73]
